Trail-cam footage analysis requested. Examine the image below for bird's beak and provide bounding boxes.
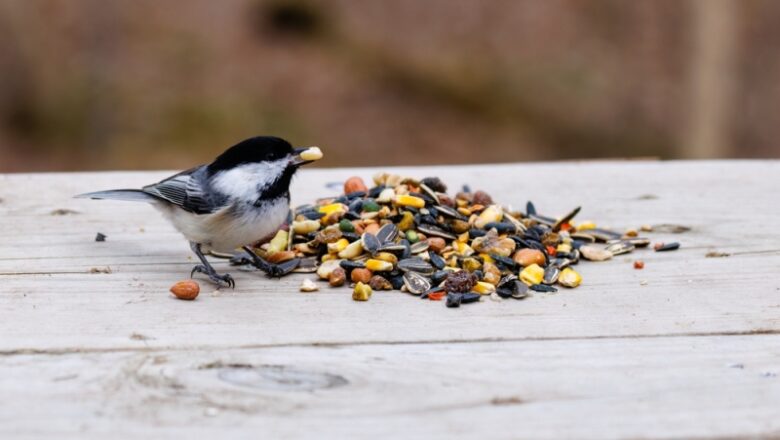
[291,146,323,167]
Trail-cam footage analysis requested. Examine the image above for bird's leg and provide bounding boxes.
[241,246,300,278]
[189,242,235,288]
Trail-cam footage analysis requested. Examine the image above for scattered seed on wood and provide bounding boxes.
[250,173,685,309]
[95,232,106,242]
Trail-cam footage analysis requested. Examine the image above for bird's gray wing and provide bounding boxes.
[142,166,227,214]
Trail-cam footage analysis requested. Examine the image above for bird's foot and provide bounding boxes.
[191,265,235,288]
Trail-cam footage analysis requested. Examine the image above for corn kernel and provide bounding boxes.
[479,253,495,264]
[337,239,364,259]
[474,205,504,229]
[577,221,596,231]
[397,211,415,231]
[473,281,496,294]
[520,263,544,286]
[393,194,425,209]
[365,259,394,272]
[559,268,582,288]
[352,282,372,301]
[327,238,349,254]
[318,203,347,215]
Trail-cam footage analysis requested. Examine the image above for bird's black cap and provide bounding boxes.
[207,136,294,174]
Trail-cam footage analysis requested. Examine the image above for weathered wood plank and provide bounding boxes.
[0,161,779,353]
[1,334,779,439]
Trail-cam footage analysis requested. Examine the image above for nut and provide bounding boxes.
[427,237,446,253]
[344,176,368,194]
[329,267,346,287]
[170,280,200,300]
[350,268,372,283]
[513,249,546,267]
[472,190,493,205]
[369,275,392,291]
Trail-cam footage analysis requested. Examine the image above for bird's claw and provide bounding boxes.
[191,264,236,288]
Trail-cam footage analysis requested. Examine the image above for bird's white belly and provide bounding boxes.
[155,198,289,253]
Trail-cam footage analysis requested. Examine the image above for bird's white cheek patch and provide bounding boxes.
[210,160,289,201]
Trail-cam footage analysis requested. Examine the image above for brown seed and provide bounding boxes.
[266,250,296,264]
[351,268,372,284]
[344,176,368,194]
[329,267,346,287]
[634,260,645,270]
[427,237,446,253]
[512,248,546,267]
[369,275,392,291]
[472,190,493,206]
[170,280,200,300]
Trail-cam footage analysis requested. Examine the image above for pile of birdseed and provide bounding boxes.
[242,173,679,307]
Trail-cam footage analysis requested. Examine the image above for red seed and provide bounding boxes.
[634,260,645,270]
[428,291,446,301]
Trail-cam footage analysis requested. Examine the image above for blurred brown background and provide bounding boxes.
[0,0,777,172]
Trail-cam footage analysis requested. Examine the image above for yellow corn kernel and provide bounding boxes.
[374,252,398,265]
[321,254,338,263]
[453,241,474,256]
[577,221,596,231]
[520,263,544,286]
[365,259,393,272]
[558,268,582,288]
[318,203,347,215]
[472,281,496,294]
[457,231,469,243]
[479,253,495,264]
[393,194,425,209]
[556,243,572,254]
[268,230,289,254]
[337,239,364,259]
[352,282,372,301]
[327,238,349,254]
[457,207,472,216]
[462,257,482,272]
[474,205,504,229]
[397,211,415,231]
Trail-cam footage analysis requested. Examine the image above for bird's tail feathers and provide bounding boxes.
[74,189,157,203]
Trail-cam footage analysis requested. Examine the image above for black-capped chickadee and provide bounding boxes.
[76,136,323,287]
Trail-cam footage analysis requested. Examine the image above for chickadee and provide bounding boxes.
[76,136,323,287]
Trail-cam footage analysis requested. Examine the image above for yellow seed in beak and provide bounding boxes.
[299,146,323,161]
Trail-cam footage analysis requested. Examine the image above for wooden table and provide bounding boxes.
[1,161,779,439]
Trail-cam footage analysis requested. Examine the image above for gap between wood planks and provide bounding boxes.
[2,328,778,357]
